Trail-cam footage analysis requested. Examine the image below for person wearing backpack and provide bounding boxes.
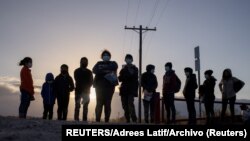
[162,62,180,124]
[202,70,216,124]
[219,69,245,122]
[183,67,198,125]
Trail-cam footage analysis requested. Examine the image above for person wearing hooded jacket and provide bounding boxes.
[54,64,74,120]
[141,64,158,123]
[118,54,138,123]
[41,73,55,120]
[162,62,178,124]
[183,67,198,125]
[74,57,93,121]
[202,70,216,124]
[219,69,245,121]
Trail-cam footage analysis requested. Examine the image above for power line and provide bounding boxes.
[125,25,156,123]
[147,0,160,27]
[155,0,170,27]
[144,0,171,59]
[122,0,130,56]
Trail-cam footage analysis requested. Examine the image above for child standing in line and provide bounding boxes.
[41,73,55,120]
[18,57,35,118]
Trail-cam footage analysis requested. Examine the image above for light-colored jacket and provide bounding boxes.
[219,77,239,99]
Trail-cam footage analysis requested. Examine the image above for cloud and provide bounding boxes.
[0,76,42,95]
[0,76,20,94]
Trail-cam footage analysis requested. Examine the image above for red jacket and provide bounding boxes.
[162,70,177,95]
[20,66,34,95]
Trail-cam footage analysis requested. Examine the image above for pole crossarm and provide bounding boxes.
[124,25,156,123]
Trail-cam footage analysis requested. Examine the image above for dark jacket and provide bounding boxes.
[92,61,118,88]
[183,74,198,99]
[41,73,55,105]
[74,67,93,94]
[118,64,138,97]
[54,73,74,100]
[203,76,216,101]
[163,70,177,95]
[141,72,158,93]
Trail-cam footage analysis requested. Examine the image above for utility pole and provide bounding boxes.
[194,46,201,118]
[125,25,156,123]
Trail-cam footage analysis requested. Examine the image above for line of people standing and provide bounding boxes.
[18,52,245,124]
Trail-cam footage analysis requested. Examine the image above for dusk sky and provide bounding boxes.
[0,0,250,119]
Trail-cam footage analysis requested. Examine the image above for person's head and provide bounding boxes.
[101,50,111,62]
[45,73,54,83]
[19,57,32,68]
[204,70,213,79]
[165,62,172,72]
[60,64,69,75]
[80,57,88,68]
[240,104,248,111]
[146,64,155,74]
[222,68,232,80]
[184,67,193,77]
[125,54,133,65]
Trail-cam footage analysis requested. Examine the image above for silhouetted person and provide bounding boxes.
[74,57,93,121]
[183,67,198,125]
[141,65,158,123]
[93,50,118,122]
[118,54,138,123]
[219,69,245,121]
[55,64,74,120]
[18,57,34,118]
[201,70,216,124]
[162,62,179,124]
[41,73,55,120]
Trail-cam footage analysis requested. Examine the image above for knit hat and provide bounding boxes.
[165,62,172,69]
[146,64,155,72]
[184,67,193,74]
[205,70,213,76]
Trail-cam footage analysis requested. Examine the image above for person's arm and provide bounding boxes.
[69,77,75,92]
[88,70,94,87]
[153,75,158,91]
[74,69,78,83]
[219,80,223,93]
[118,69,125,82]
[92,62,106,74]
[41,83,45,98]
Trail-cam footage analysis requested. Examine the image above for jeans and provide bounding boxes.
[43,104,54,120]
[95,86,115,122]
[121,94,137,122]
[74,92,90,121]
[19,90,31,118]
[163,93,176,123]
[221,96,236,120]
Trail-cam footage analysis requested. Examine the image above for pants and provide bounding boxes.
[121,94,137,122]
[19,90,31,118]
[204,98,214,122]
[95,86,115,122]
[57,95,70,120]
[74,92,90,121]
[143,99,154,123]
[185,98,196,124]
[163,93,176,123]
[43,104,54,120]
[221,96,236,120]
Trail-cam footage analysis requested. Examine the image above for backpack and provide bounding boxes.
[174,74,181,93]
